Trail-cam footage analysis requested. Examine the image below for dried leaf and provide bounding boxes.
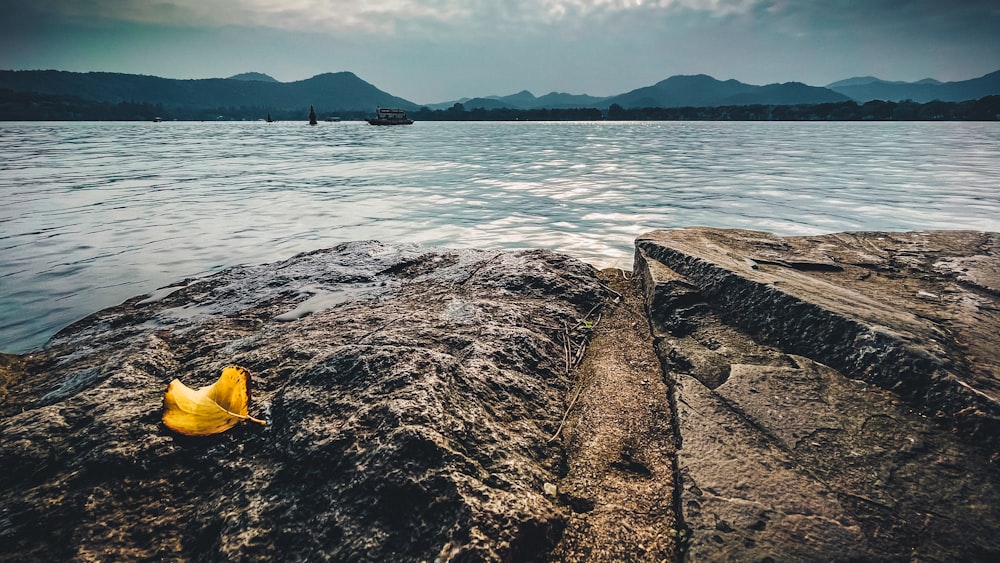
[162,365,266,436]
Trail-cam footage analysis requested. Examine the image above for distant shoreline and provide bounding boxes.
[1,90,998,121]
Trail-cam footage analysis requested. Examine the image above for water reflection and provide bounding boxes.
[1,120,999,352]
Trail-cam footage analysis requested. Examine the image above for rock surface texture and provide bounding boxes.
[2,230,999,562]
[0,242,609,562]
[636,228,1000,561]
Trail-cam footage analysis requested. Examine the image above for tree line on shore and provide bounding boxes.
[2,88,997,121]
[411,97,1000,121]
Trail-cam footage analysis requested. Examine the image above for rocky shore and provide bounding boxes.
[1,230,998,561]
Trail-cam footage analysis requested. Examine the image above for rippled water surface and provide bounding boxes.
[2,120,999,352]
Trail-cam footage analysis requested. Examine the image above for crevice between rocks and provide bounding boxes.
[652,333,691,563]
[549,269,680,562]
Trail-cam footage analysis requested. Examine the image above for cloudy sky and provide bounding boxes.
[2,0,998,104]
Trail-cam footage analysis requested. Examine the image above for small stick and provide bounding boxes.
[355,317,401,344]
[562,324,571,376]
[571,304,603,332]
[572,338,588,368]
[548,381,585,443]
[211,404,267,426]
[598,282,623,302]
[454,252,503,286]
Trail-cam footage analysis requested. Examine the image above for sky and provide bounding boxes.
[2,0,998,104]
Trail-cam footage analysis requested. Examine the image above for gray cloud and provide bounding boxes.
[3,0,997,102]
[11,0,767,32]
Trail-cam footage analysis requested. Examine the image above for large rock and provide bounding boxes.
[0,242,609,562]
[4,229,999,562]
[636,228,1000,561]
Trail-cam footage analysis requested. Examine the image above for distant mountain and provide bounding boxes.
[423,98,469,111]
[828,70,1000,102]
[5,67,998,120]
[603,74,849,109]
[488,90,538,108]
[826,76,886,88]
[532,92,608,109]
[462,97,516,110]
[443,89,610,110]
[725,82,852,106]
[227,72,279,83]
[432,70,998,111]
[826,76,941,89]
[0,70,417,112]
[297,72,417,111]
[430,75,850,110]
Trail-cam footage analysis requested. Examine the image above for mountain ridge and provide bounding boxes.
[227,72,279,83]
[827,70,1000,102]
[0,69,417,112]
[603,75,850,108]
[1,68,999,116]
[433,70,999,108]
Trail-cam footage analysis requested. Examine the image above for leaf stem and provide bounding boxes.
[214,403,267,426]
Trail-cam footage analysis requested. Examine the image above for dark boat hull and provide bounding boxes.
[366,119,414,125]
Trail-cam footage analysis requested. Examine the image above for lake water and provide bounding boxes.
[2,120,999,354]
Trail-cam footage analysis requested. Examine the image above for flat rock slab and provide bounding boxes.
[0,242,609,562]
[636,228,1000,561]
[637,228,1000,450]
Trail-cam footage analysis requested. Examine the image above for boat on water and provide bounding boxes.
[367,107,413,126]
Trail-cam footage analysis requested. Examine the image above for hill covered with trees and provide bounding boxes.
[0,70,416,118]
[2,69,998,121]
[409,97,1000,121]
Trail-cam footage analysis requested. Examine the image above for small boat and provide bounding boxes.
[366,107,413,126]
[153,117,163,123]
[326,116,341,122]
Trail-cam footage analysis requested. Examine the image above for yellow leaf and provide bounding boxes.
[162,365,266,436]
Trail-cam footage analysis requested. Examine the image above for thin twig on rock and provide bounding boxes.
[454,253,504,286]
[355,317,402,344]
[562,324,572,376]
[548,381,585,443]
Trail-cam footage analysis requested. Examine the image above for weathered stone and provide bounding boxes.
[674,371,870,561]
[636,228,1000,561]
[637,228,1000,451]
[717,357,1000,560]
[0,242,608,562]
[4,229,999,562]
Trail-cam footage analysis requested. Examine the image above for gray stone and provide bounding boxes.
[4,229,1000,561]
[674,372,869,562]
[636,228,1000,561]
[0,242,608,562]
[637,228,1000,452]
